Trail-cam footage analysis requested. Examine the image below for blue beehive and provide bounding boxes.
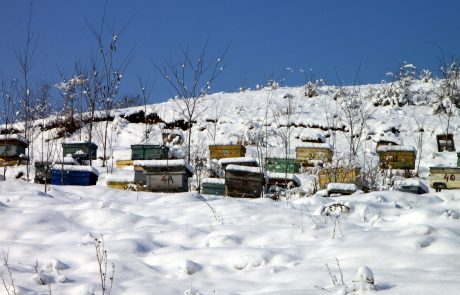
[51,166,99,186]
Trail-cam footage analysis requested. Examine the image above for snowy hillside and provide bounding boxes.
[1,79,460,294]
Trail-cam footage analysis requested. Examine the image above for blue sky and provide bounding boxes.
[1,0,460,104]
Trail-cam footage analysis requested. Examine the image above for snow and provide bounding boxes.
[296,142,333,150]
[1,181,460,294]
[52,165,99,176]
[326,182,358,192]
[133,159,194,174]
[267,172,300,184]
[218,157,258,165]
[376,145,416,152]
[201,178,225,185]
[399,178,429,190]
[0,134,29,145]
[225,164,262,174]
[105,172,135,183]
[299,130,325,143]
[56,156,79,165]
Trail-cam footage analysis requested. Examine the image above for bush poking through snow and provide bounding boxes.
[316,259,376,294]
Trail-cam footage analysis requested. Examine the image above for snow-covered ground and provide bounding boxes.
[0,181,459,294]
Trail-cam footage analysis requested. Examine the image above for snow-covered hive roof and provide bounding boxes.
[225,164,262,174]
[52,165,99,176]
[133,159,194,174]
[376,145,416,152]
[0,134,29,145]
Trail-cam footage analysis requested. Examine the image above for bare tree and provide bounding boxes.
[55,75,86,139]
[153,38,230,161]
[206,96,224,144]
[137,76,154,142]
[35,82,57,193]
[0,76,19,179]
[86,4,133,168]
[406,108,427,176]
[337,88,374,165]
[15,0,37,180]
[246,90,274,173]
[272,92,302,184]
[433,58,460,136]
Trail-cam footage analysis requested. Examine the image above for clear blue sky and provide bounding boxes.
[1,0,460,104]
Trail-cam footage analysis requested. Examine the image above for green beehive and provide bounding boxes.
[201,178,225,195]
[62,142,97,161]
[131,145,169,160]
[266,157,299,173]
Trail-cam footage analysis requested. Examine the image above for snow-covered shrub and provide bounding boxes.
[420,69,433,83]
[352,266,375,291]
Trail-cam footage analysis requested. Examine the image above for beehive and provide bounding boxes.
[319,167,361,189]
[429,167,460,191]
[209,145,246,160]
[131,145,169,160]
[377,145,416,170]
[296,143,333,165]
[134,159,193,192]
[225,165,264,198]
[62,142,97,161]
[265,157,299,173]
[116,160,134,169]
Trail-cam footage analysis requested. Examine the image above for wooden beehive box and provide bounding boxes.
[218,157,258,170]
[201,178,225,195]
[319,167,361,189]
[209,144,246,160]
[266,172,300,189]
[265,157,299,173]
[134,159,193,192]
[62,142,97,161]
[34,161,53,184]
[133,165,147,184]
[116,159,134,169]
[429,166,460,191]
[327,183,358,196]
[131,144,169,160]
[396,178,429,194]
[0,135,29,163]
[295,143,333,166]
[225,164,264,198]
[51,165,99,186]
[377,145,416,170]
[105,172,135,190]
[436,134,455,152]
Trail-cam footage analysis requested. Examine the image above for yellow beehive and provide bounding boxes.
[106,181,130,190]
[209,145,246,160]
[0,158,19,167]
[296,143,333,165]
[377,145,416,170]
[430,167,460,191]
[319,167,361,189]
[116,160,134,169]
